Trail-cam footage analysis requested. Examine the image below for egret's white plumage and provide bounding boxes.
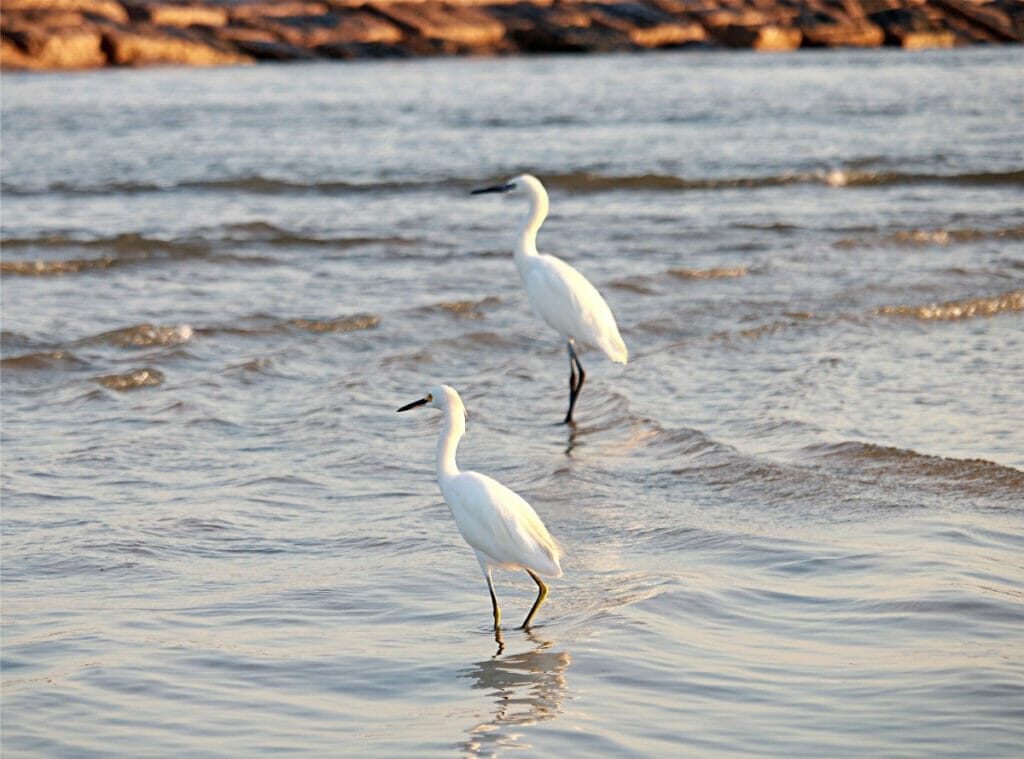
[472,174,627,422]
[398,384,561,629]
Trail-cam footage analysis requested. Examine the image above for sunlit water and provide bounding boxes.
[2,48,1023,757]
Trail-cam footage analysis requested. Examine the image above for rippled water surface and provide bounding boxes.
[2,49,1023,757]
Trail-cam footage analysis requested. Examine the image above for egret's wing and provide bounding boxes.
[443,472,562,577]
[526,255,627,363]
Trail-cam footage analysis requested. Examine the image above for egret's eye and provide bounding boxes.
[426,393,433,402]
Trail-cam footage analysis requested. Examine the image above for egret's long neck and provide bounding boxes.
[435,403,465,480]
[514,187,548,280]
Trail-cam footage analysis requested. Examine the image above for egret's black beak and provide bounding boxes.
[397,397,429,412]
[471,182,515,195]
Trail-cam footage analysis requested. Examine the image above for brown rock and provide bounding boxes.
[368,2,506,47]
[585,2,707,46]
[800,18,884,45]
[1,9,89,26]
[129,4,229,27]
[867,6,957,46]
[229,36,319,57]
[101,22,253,64]
[229,2,329,21]
[214,24,280,44]
[0,0,128,23]
[697,8,771,27]
[930,0,1020,42]
[1,35,37,68]
[260,9,403,47]
[2,24,106,67]
[315,39,414,57]
[489,1,637,52]
[717,22,802,48]
[649,0,721,13]
[900,28,955,46]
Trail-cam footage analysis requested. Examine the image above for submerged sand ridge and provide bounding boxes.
[1,0,1021,69]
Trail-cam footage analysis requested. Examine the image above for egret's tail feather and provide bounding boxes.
[534,534,563,577]
[601,331,628,365]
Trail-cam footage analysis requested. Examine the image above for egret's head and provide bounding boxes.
[397,384,467,420]
[470,174,545,199]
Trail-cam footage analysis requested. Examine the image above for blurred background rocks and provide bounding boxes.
[2,0,1021,69]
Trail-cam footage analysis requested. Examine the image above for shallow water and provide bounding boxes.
[2,48,1023,757]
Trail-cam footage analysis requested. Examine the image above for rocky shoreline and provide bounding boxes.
[2,0,1021,70]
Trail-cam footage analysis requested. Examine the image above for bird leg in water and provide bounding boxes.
[486,571,501,629]
[521,568,549,629]
[564,340,586,424]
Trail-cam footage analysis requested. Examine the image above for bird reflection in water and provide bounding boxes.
[460,631,571,757]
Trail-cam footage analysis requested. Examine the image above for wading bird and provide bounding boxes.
[398,385,562,629]
[472,174,627,424]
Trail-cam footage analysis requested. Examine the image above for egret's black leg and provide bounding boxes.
[564,341,586,424]
[565,342,578,423]
[486,571,501,629]
[521,568,549,629]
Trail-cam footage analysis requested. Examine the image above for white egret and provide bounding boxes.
[472,174,627,424]
[398,384,562,629]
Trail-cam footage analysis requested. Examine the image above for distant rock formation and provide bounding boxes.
[2,0,1021,70]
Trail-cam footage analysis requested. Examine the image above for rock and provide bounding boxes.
[585,2,708,46]
[1,0,1020,70]
[1,36,35,68]
[101,21,254,63]
[0,0,128,23]
[899,28,956,47]
[715,22,802,48]
[228,1,330,21]
[930,0,1020,42]
[367,2,506,48]
[489,1,635,52]
[127,3,230,27]
[868,7,956,47]
[229,35,319,57]
[800,18,884,45]
[213,23,280,44]
[316,39,412,57]
[259,9,403,47]
[2,24,106,67]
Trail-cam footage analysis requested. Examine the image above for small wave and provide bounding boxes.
[180,176,441,195]
[1,175,452,197]
[8,168,1021,198]
[2,227,410,264]
[834,225,1024,250]
[0,258,119,276]
[285,314,380,333]
[669,266,748,280]
[215,221,417,249]
[97,367,165,390]
[805,441,1023,493]
[430,297,502,320]
[607,277,659,294]
[83,324,194,348]
[815,168,1024,188]
[875,290,1023,321]
[1,232,206,255]
[536,168,1024,193]
[736,320,797,340]
[0,351,87,371]
[0,234,217,275]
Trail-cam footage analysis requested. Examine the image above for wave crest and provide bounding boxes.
[6,168,1022,197]
[85,324,195,348]
[875,291,1023,321]
[285,314,380,333]
[97,368,165,391]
